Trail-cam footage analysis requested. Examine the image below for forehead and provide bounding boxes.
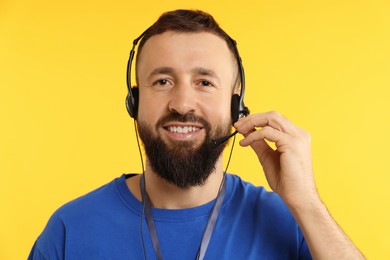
[136,31,236,78]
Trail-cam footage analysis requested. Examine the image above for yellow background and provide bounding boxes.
[1,0,389,258]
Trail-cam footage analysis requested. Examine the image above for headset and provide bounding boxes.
[125,28,249,260]
[125,28,250,124]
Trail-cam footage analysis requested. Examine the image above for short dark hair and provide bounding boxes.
[138,9,235,54]
[136,9,240,89]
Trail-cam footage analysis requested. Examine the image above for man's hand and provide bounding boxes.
[234,111,319,208]
[234,111,365,259]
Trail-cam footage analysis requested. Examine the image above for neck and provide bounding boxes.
[127,158,224,209]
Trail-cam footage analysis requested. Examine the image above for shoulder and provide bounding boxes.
[29,175,128,259]
[54,176,120,219]
[43,175,123,230]
[226,173,292,217]
[222,174,311,258]
[227,173,282,202]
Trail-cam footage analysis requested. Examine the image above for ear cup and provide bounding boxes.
[231,94,241,124]
[126,87,139,119]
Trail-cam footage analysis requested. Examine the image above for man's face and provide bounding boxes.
[136,31,237,188]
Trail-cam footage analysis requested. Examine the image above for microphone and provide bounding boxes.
[210,130,238,148]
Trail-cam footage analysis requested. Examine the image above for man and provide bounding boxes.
[29,9,364,259]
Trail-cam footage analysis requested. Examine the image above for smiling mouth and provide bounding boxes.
[166,125,202,134]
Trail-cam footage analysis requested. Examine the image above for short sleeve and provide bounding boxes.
[28,212,66,260]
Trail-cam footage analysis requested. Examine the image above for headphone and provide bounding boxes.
[127,28,247,260]
[125,28,250,124]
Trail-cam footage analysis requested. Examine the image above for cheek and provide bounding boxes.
[201,95,232,122]
[137,94,164,124]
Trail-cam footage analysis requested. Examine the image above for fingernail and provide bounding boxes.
[239,139,247,147]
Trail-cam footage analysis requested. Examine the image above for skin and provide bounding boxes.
[127,31,365,259]
[127,31,235,209]
[234,113,365,259]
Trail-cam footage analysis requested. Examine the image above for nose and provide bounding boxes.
[168,84,197,115]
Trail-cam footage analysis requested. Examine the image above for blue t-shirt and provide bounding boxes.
[29,174,312,259]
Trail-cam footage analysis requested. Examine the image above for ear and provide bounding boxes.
[126,87,139,119]
[231,94,241,124]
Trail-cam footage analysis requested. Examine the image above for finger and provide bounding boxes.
[245,138,275,163]
[235,111,297,135]
[239,126,288,147]
[235,112,293,133]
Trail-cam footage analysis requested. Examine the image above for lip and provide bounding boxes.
[162,122,204,141]
[163,122,204,128]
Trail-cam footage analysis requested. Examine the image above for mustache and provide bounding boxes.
[156,112,211,130]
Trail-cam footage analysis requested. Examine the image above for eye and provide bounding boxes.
[199,80,214,87]
[154,79,170,86]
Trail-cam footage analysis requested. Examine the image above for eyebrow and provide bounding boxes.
[146,66,221,84]
[191,67,218,78]
[147,67,175,80]
[192,67,221,86]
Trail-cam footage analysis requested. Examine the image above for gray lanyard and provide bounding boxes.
[140,174,227,260]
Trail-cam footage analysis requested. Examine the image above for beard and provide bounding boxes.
[137,112,231,189]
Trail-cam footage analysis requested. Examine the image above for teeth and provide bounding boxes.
[168,126,200,133]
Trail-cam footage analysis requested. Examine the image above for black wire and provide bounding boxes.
[141,200,147,260]
[135,118,237,260]
[196,133,236,260]
[224,133,236,175]
[134,119,147,260]
[133,119,145,173]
